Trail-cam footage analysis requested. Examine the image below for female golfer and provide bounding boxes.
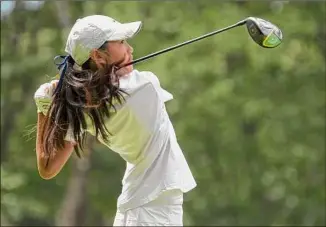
[34,15,196,226]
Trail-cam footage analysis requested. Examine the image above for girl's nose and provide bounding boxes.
[126,41,133,54]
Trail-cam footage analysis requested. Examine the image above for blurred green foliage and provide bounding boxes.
[1,1,325,226]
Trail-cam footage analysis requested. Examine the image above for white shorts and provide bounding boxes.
[113,189,184,226]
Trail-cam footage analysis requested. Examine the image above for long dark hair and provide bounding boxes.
[41,42,126,162]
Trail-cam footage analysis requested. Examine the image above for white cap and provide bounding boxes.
[65,15,142,65]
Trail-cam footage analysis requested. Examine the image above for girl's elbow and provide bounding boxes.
[36,143,74,180]
[38,166,59,180]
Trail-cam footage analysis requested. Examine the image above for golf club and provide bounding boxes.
[121,17,283,68]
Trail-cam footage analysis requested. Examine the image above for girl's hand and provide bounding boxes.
[34,80,59,115]
[115,55,133,78]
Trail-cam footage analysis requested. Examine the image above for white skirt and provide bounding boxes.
[113,189,184,226]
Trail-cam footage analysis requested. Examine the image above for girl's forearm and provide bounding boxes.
[36,113,75,180]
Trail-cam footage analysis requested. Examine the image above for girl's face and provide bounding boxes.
[106,40,134,77]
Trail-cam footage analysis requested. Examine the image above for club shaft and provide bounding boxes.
[123,19,247,67]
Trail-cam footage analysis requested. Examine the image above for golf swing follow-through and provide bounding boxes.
[121,16,283,68]
[55,17,283,69]
[34,15,282,226]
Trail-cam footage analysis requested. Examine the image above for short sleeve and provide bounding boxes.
[140,71,173,103]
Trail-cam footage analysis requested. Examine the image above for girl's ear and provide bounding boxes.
[89,49,109,69]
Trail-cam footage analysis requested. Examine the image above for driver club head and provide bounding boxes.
[245,17,283,48]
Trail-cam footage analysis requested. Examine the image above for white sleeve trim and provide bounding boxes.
[64,125,76,143]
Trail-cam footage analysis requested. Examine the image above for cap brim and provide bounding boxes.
[109,21,142,41]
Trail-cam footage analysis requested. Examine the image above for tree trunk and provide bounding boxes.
[55,137,94,226]
[54,1,71,29]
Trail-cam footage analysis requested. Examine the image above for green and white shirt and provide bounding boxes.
[68,70,197,211]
